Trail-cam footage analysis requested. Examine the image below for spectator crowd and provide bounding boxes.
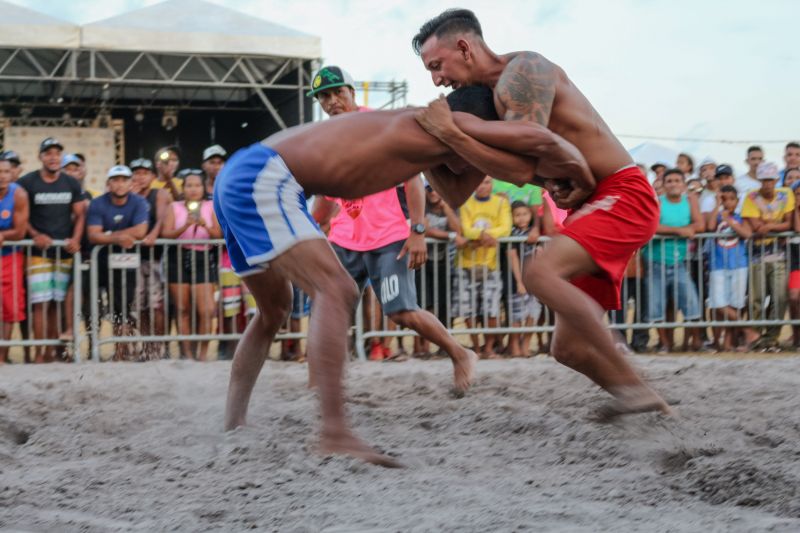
[1,137,799,363]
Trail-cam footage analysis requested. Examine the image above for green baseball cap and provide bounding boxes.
[307,65,356,97]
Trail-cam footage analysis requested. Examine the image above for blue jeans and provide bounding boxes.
[645,261,701,322]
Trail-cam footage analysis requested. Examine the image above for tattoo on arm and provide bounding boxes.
[496,52,556,126]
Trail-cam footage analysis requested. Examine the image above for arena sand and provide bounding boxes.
[1,355,799,532]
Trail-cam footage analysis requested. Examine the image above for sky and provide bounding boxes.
[9,0,800,174]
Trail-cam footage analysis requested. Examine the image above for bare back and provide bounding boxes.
[493,51,632,180]
[265,110,451,199]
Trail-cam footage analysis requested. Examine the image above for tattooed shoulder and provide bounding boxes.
[496,52,557,126]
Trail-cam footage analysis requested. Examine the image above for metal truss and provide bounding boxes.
[0,47,408,128]
[0,48,317,128]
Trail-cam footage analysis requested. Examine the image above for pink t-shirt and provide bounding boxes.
[326,188,410,251]
[538,191,568,230]
[172,200,214,250]
[325,106,410,251]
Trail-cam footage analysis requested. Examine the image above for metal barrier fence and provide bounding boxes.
[2,232,799,363]
[0,240,82,363]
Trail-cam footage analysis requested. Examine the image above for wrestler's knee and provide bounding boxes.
[320,270,359,309]
[523,259,555,296]
[258,286,292,329]
[387,310,415,329]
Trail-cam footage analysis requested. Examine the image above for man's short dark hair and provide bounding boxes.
[412,9,482,55]
[446,86,499,121]
[747,145,763,155]
[663,168,685,180]
[719,184,738,196]
[786,141,800,151]
[511,200,528,211]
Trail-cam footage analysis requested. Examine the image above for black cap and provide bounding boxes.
[0,150,21,165]
[129,158,154,172]
[714,164,733,177]
[40,137,64,153]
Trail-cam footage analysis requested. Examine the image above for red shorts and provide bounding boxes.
[1,252,26,322]
[560,166,659,310]
[789,270,800,290]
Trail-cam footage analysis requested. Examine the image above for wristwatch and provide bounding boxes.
[411,223,426,235]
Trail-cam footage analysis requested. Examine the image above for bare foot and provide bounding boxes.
[595,385,674,421]
[318,432,402,468]
[450,348,477,396]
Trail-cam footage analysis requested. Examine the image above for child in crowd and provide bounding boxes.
[455,176,511,358]
[706,185,754,351]
[507,201,542,356]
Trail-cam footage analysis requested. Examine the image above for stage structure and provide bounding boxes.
[0,0,407,191]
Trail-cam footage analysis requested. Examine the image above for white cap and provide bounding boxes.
[756,161,780,181]
[699,156,716,168]
[202,145,227,161]
[107,165,133,178]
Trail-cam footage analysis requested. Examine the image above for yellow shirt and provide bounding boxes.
[151,177,183,198]
[741,187,794,247]
[458,194,511,270]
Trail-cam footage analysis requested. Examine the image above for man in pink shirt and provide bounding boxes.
[310,65,474,370]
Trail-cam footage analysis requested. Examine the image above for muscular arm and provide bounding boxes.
[495,52,556,125]
[451,112,595,190]
[423,165,485,209]
[417,100,539,188]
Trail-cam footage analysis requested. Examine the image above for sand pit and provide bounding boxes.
[1,355,799,532]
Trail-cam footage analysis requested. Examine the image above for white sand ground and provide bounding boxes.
[1,355,799,532]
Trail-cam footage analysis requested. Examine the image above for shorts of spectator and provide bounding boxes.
[455,268,503,319]
[1,251,26,322]
[709,268,748,310]
[219,253,242,319]
[136,259,165,311]
[748,258,787,337]
[27,255,72,304]
[291,285,310,320]
[509,293,541,323]
[165,247,218,284]
[788,238,800,290]
[645,261,701,322]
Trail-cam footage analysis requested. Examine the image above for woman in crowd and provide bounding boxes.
[161,170,221,360]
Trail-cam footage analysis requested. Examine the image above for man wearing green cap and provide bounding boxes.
[309,66,473,369]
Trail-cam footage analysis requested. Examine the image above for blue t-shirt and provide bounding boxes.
[86,193,149,233]
[710,213,748,271]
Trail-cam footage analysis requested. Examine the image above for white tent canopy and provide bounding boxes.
[0,0,80,48]
[81,0,321,59]
[628,142,679,170]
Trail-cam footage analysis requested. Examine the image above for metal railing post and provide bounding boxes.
[72,251,82,363]
[90,246,101,363]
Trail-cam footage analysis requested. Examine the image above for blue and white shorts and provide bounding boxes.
[213,143,324,276]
